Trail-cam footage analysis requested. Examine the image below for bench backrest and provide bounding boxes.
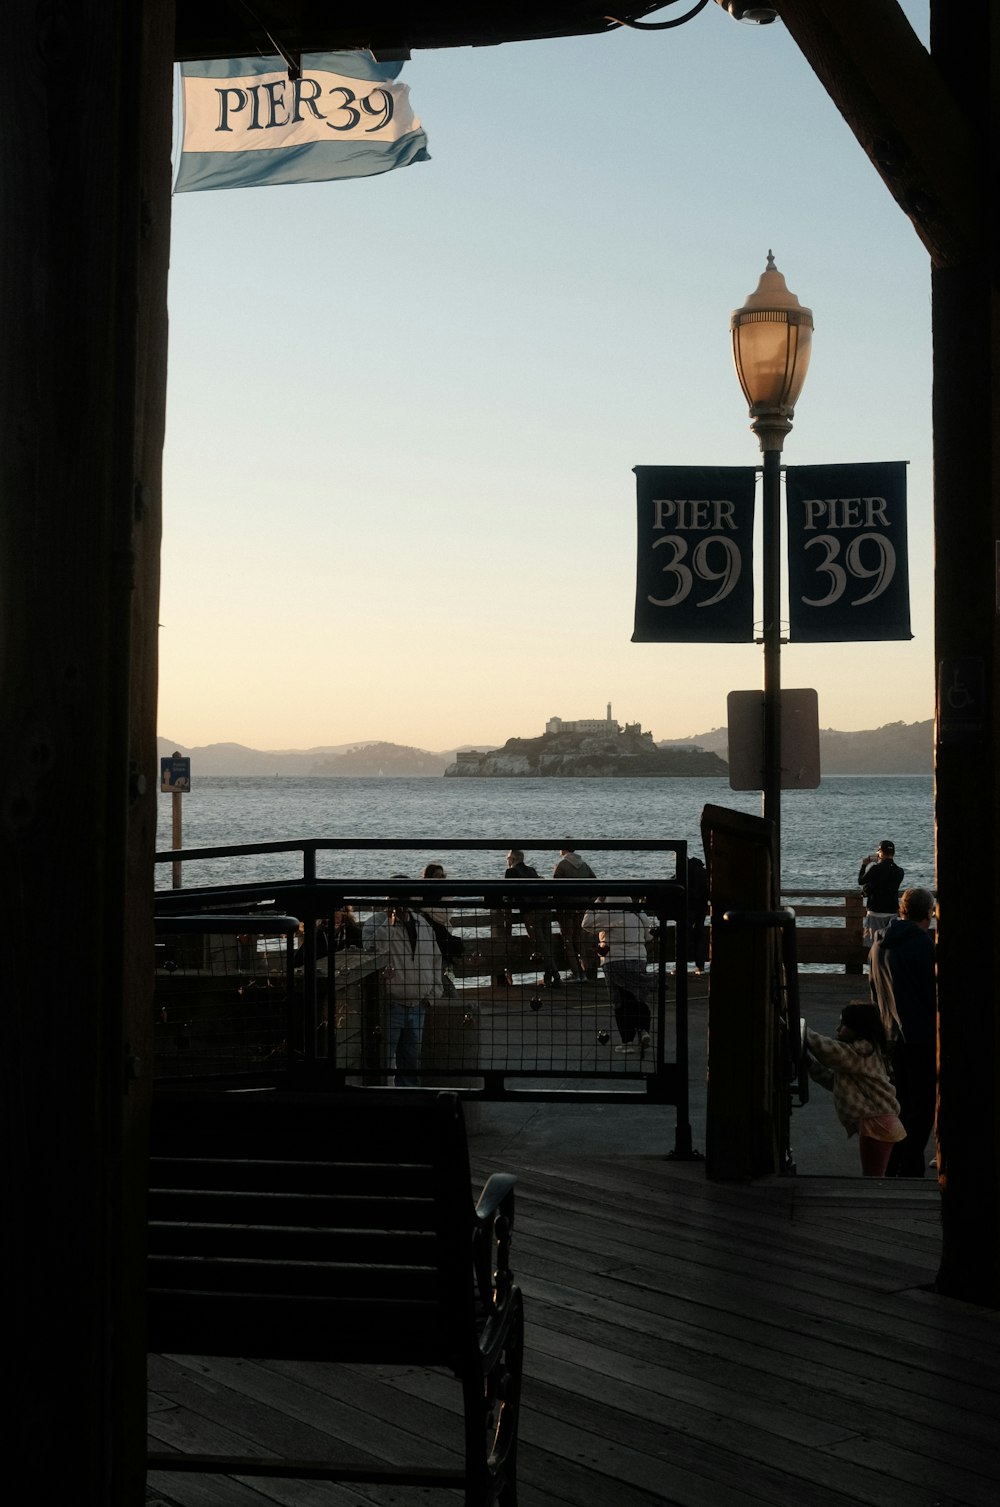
[147,1090,479,1370]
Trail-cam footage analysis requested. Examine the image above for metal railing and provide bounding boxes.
[154,913,301,1075]
[153,837,697,1157]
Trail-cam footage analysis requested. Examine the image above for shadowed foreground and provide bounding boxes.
[147,1143,998,1507]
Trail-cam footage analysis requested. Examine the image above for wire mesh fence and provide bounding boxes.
[153,841,691,1149]
[155,894,687,1085]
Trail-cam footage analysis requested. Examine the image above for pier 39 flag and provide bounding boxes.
[785,461,911,642]
[632,465,756,642]
[175,53,429,193]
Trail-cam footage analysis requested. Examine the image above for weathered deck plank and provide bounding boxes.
[147,1144,999,1507]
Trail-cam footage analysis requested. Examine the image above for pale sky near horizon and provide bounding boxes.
[159,4,934,754]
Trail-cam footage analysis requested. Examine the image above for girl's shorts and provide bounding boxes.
[857,1113,906,1142]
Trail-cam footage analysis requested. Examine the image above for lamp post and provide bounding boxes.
[731,252,813,886]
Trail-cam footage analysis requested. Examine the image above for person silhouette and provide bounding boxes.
[858,840,904,945]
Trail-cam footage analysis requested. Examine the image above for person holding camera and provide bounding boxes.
[858,839,905,945]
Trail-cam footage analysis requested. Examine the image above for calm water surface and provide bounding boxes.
[155,775,934,895]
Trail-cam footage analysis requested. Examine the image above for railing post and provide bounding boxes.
[844,891,865,974]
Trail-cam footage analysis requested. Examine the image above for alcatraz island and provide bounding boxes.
[445,707,727,779]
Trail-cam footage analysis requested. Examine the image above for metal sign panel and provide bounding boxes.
[632,465,756,643]
[785,461,911,642]
[726,689,821,790]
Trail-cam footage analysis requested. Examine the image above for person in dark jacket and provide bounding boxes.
[686,855,709,973]
[869,886,936,1176]
[505,847,559,987]
[858,839,905,943]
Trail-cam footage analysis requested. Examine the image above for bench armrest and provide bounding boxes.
[472,1173,517,1360]
[475,1173,516,1224]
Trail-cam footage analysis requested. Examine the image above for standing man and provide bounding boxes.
[552,840,596,982]
[362,881,441,1085]
[505,847,559,988]
[686,854,709,975]
[869,886,937,1177]
[582,896,654,1054]
[858,839,905,945]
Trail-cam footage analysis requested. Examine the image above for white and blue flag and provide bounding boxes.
[175,52,429,193]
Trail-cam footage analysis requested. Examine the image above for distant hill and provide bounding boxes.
[661,719,933,775]
[156,737,476,777]
[310,741,451,776]
[158,719,932,778]
[660,727,730,758]
[815,720,933,774]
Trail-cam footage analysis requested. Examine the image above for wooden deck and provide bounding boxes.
[147,1147,999,1506]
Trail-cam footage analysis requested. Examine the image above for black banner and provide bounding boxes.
[785,461,911,642]
[632,465,756,643]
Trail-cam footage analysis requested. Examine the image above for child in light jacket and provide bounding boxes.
[805,1002,906,1177]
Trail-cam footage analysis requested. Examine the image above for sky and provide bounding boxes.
[159,4,934,753]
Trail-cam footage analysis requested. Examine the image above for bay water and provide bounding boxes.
[155,775,934,896]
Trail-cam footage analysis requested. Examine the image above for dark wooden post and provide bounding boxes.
[932,257,999,1304]
[929,0,999,1309]
[844,891,864,975]
[1,4,174,1498]
[776,0,999,1308]
[702,805,781,1178]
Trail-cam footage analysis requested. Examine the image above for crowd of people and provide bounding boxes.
[293,840,707,1080]
[290,830,940,1181]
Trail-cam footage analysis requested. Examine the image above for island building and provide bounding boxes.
[546,704,640,736]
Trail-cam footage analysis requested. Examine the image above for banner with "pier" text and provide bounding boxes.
[785,461,911,642]
[632,466,757,643]
[176,53,430,193]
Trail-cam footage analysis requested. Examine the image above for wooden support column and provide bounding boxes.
[1,4,174,1498]
[933,259,1000,1304]
[777,0,998,1307]
[930,0,999,1308]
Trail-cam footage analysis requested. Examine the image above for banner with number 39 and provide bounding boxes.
[632,465,757,643]
[785,461,911,642]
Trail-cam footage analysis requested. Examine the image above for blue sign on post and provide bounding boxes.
[160,756,191,793]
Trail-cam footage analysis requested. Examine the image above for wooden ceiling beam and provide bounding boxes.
[774,0,981,268]
[172,3,665,61]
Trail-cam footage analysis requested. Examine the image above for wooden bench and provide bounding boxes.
[147,1089,523,1504]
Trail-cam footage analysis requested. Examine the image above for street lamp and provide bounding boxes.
[731,252,813,883]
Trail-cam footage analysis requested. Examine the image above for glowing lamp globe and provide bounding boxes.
[731,252,813,433]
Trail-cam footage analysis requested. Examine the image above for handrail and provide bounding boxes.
[154,914,300,935]
[155,834,687,866]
